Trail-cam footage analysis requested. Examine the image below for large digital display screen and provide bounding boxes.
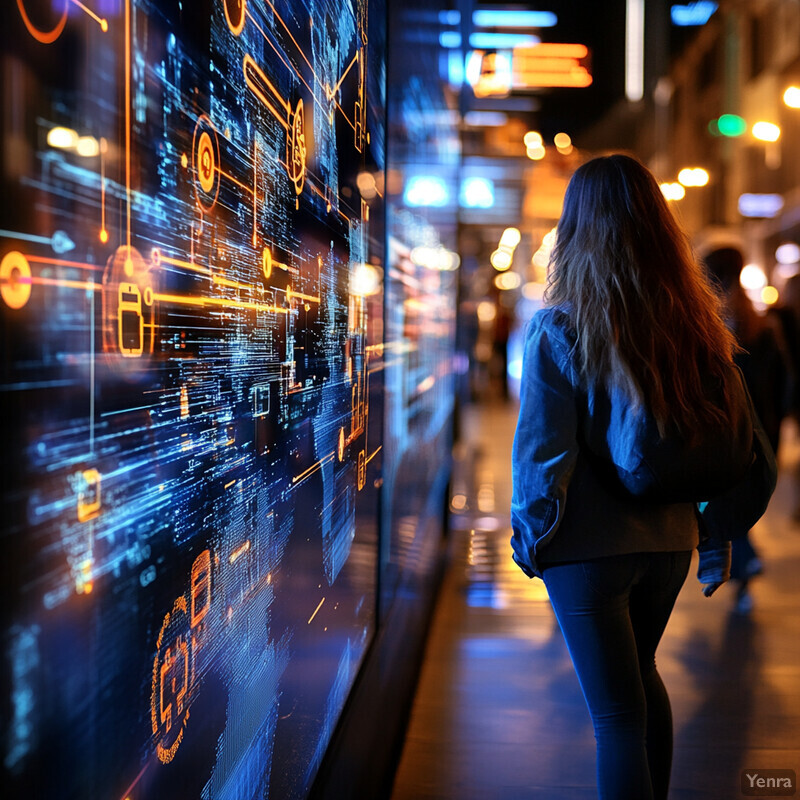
[1,0,386,797]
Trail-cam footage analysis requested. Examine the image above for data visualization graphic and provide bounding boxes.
[1,1,386,797]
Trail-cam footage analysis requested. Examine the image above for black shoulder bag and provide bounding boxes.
[699,376,778,540]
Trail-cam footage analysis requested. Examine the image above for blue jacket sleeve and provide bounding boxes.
[510,312,579,578]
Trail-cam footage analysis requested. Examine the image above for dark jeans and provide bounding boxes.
[542,550,692,800]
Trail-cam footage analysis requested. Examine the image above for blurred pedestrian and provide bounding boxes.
[772,271,800,518]
[704,246,790,612]
[511,155,774,800]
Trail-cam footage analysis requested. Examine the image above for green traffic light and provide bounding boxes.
[717,114,746,137]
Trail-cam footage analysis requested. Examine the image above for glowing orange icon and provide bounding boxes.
[159,638,189,734]
[287,99,306,195]
[117,282,144,357]
[151,596,191,764]
[224,0,246,36]
[338,427,345,462]
[197,132,215,193]
[262,247,273,280]
[77,468,102,522]
[0,251,32,310]
[192,115,221,212]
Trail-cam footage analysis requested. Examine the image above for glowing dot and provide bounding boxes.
[717,114,746,137]
[181,153,188,168]
[500,227,521,248]
[84,582,93,594]
[490,249,512,271]
[554,132,571,149]
[524,130,542,147]
[76,136,100,157]
[350,263,380,296]
[47,127,79,149]
[762,286,779,305]
[740,264,767,290]
[776,243,800,264]
[100,19,108,33]
[660,182,685,201]
[784,86,800,108]
[99,229,109,243]
[752,121,781,142]
[678,167,709,187]
[124,257,134,277]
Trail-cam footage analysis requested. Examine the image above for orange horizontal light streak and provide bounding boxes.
[26,276,102,291]
[243,55,290,129]
[23,255,102,271]
[153,292,291,314]
[154,292,205,306]
[516,71,593,88]
[159,254,212,275]
[206,296,290,313]
[287,287,320,303]
[224,479,236,489]
[515,43,588,59]
[229,540,251,564]
[514,57,587,73]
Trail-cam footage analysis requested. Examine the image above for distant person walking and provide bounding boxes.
[511,155,774,800]
[771,271,800,518]
[704,246,790,612]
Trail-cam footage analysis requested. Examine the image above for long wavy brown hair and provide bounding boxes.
[546,154,739,439]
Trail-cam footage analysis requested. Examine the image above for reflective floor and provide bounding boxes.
[390,401,800,800]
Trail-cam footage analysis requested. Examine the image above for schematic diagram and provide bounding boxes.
[0,1,386,798]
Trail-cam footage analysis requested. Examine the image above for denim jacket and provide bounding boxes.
[510,307,754,579]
